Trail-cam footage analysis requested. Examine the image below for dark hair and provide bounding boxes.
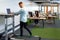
[19,2,23,5]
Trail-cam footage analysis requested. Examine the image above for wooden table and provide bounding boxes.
[47,16,57,24]
[0,13,19,40]
[29,17,46,28]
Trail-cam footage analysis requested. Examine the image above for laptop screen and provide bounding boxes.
[6,8,11,14]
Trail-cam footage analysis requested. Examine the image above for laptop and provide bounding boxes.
[6,8,11,14]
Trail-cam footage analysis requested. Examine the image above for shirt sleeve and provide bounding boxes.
[14,10,21,14]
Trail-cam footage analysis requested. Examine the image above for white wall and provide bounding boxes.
[0,0,30,13]
[0,0,39,14]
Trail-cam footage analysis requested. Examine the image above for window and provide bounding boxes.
[53,7,57,13]
[42,6,45,13]
[48,6,51,11]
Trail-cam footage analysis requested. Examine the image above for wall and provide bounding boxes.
[0,0,39,13]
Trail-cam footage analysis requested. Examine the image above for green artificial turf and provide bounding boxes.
[31,28,60,39]
[27,19,33,25]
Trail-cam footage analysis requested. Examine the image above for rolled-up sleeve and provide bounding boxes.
[14,10,21,14]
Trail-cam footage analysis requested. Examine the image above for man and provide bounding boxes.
[15,2,32,36]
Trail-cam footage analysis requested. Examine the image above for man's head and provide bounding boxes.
[19,2,24,8]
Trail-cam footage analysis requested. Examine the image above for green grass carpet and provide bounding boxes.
[31,28,60,39]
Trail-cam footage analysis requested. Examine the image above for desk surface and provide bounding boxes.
[0,13,18,16]
[0,14,19,18]
[0,13,19,16]
[47,16,57,18]
[29,17,46,20]
[0,14,13,15]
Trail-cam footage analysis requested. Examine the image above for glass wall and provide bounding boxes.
[40,6,58,14]
[25,5,39,13]
[48,6,51,11]
[42,6,45,13]
[53,7,58,13]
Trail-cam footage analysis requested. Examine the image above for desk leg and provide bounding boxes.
[12,16,15,35]
[12,16,20,36]
[53,18,55,24]
[42,19,44,28]
[5,17,8,40]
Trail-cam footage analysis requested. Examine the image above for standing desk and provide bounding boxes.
[0,14,19,40]
[47,16,57,24]
[29,17,46,28]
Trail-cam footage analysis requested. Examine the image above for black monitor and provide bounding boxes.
[35,11,39,17]
[29,12,33,17]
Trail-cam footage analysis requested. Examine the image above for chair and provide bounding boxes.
[35,11,39,17]
[34,11,39,24]
[28,12,33,17]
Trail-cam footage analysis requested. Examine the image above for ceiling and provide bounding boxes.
[29,0,59,6]
[29,0,50,2]
[29,0,59,3]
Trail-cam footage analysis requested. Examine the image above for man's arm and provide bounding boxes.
[11,10,21,15]
[14,10,21,15]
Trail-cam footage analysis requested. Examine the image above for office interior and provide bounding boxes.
[0,0,60,40]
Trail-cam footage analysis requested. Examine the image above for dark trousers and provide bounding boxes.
[0,33,3,39]
[20,21,32,36]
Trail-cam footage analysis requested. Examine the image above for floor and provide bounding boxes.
[12,19,60,40]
